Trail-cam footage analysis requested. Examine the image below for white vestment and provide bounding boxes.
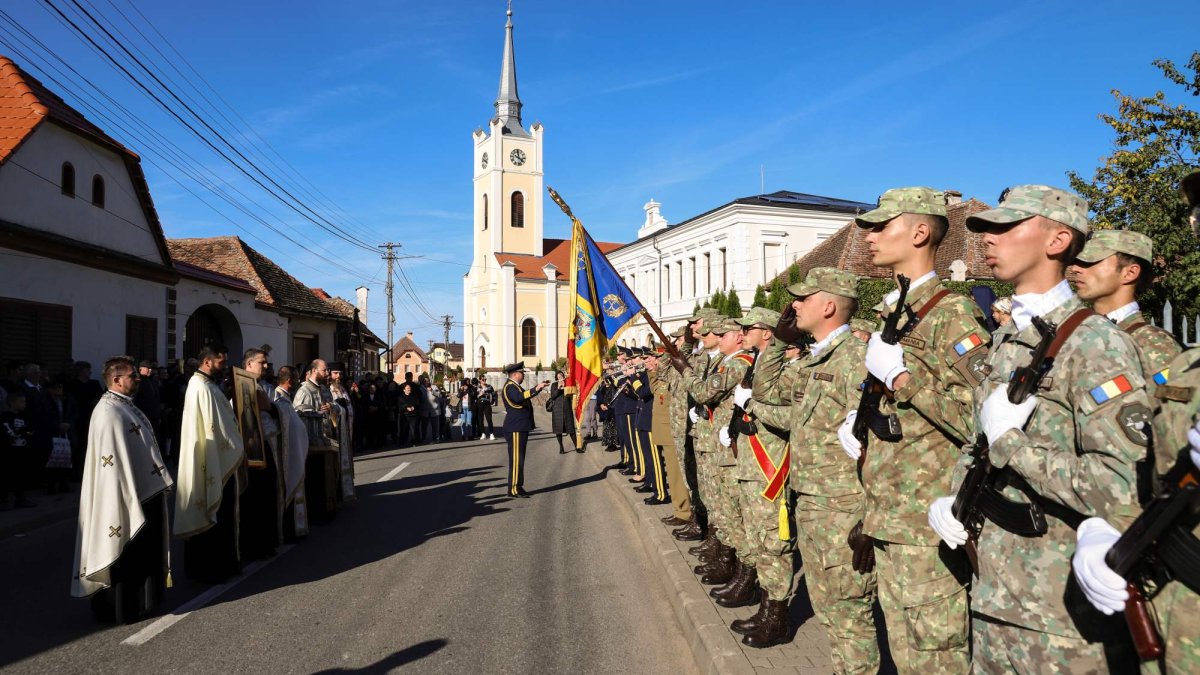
[174,372,245,538]
[72,391,173,597]
[274,387,310,537]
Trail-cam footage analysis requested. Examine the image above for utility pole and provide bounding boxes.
[379,242,401,375]
[442,314,453,381]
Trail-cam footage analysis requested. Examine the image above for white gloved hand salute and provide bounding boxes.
[865,333,907,390]
[688,407,699,424]
[718,426,731,448]
[1072,517,1128,615]
[980,385,1038,446]
[838,411,862,460]
[927,496,968,549]
[733,385,753,409]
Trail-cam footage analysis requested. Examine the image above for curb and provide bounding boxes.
[586,444,756,675]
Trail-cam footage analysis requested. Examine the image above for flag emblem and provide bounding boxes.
[953,334,983,356]
[1090,375,1134,404]
[1152,369,1170,386]
[573,308,596,345]
[601,294,627,318]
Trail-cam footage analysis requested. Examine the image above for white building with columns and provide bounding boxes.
[608,191,875,347]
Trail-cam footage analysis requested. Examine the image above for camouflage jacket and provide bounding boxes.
[724,349,789,484]
[862,278,990,544]
[685,349,717,442]
[663,352,691,447]
[687,349,753,466]
[753,329,866,498]
[1116,313,1181,398]
[650,367,674,446]
[953,294,1150,638]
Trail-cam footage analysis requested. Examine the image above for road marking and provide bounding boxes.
[122,544,295,646]
[376,461,411,483]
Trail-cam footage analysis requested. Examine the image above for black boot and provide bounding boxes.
[730,591,768,636]
[688,530,719,556]
[715,565,759,608]
[710,560,747,601]
[673,522,703,541]
[743,599,791,648]
[697,547,736,585]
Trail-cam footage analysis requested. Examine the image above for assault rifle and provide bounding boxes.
[1104,450,1200,661]
[952,315,1056,574]
[852,274,911,475]
[727,347,759,460]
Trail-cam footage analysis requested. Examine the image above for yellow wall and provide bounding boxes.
[501,168,537,254]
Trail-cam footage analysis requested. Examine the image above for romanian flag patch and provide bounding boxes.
[1090,375,1134,404]
[953,334,983,356]
[1152,369,1170,386]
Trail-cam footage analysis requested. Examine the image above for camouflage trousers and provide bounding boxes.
[656,435,691,521]
[695,447,740,548]
[794,493,879,675]
[875,541,969,674]
[1153,581,1200,675]
[971,614,1135,674]
[736,480,795,601]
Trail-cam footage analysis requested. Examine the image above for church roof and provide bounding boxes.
[492,7,527,136]
[494,237,623,281]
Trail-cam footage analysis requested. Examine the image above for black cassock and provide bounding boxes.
[90,492,168,623]
[184,476,241,584]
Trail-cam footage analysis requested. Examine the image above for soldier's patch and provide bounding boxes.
[708,374,723,389]
[899,336,926,351]
[1157,385,1193,403]
[1118,403,1151,446]
[1089,375,1133,404]
[958,351,989,385]
[1152,368,1170,386]
[953,333,984,356]
[1038,377,1054,391]
[812,372,833,382]
[792,391,805,402]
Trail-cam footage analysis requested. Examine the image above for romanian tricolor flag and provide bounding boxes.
[554,189,645,423]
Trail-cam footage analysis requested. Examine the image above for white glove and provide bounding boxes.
[733,385,753,409]
[980,385,1038,446]
[688,407,700,424]
[1073,517,1128,615]
[838,411,862,460]
[718,426,731,448]
[927,496,968,549]
[1187,419,1200,468]
[865,333,907,390]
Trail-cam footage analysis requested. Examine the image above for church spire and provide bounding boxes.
[494,2,525,135]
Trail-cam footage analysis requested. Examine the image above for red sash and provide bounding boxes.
[748,417,789,502]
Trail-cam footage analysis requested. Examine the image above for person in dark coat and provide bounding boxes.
[546,371,580,454]
[397,382,420,446]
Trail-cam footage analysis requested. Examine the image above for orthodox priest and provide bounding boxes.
[274,366,309,541]
[238,348,283,559]
[294,359,338,522]
[174,346,245,583]
[72,356,173,623]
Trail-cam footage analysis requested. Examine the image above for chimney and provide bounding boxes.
[637,199,669,239]
[356,286,368,320]
[945,190,963,205]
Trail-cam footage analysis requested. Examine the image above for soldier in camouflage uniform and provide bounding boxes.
[655,326,692,526]
[685,317,753,585]
[752,269,880,668]
[1070,171,1200,674]
[928,185,1149,671]
[850,187,990,673]
[680,310,726,550]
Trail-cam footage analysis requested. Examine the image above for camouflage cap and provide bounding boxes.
[850,318,877,333]
[710,317,742,335]
[735,306,782,328]
[688,307,723,322]
[787,267,858,299]
[855,186,948,226]
[669,325,688,338]
[1075,230,1152,264]
[1183,170,1200,208]
[966,184,1090,234]
[696,312,728,336]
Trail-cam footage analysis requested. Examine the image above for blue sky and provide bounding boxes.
[3,0,1197,349]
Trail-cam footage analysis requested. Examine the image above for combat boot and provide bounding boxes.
[688,528,719,556]
[709,560,748,601]
[715,565,759,608]
[729,591,768,635]
[697,548,736,585]
[673,522,703,541]
[742,599,790,648]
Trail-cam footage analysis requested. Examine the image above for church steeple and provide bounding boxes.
[494,3,525,136]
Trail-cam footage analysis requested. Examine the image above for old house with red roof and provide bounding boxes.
[0,55,178,373]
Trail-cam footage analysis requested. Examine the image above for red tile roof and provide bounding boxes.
[390,334,426,360]
[495,237,623,281]
[174,259,257,294]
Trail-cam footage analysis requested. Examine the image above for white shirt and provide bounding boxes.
[1011,279,1075,331]
[1107,301,1140,325]
[810,324,850,359]
[884,271,938,307]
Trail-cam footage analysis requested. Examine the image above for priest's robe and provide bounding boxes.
[274,386,309,540]
[72,390,173,623]
[174,371,245,583]
[238,383,283,560]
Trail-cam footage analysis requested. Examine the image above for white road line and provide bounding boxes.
[376,461,411,483]
[121,544,295,646]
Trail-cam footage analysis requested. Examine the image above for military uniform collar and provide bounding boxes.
[884,270,937,307]
[1109,301,1140,325]
[810,324,850,359]
[1008,293,1086,347]
[721,349,746,364]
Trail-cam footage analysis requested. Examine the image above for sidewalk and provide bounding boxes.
[584,442,834,675]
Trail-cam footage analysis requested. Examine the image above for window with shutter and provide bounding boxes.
[125,316,157,363]
[0,299,72,375]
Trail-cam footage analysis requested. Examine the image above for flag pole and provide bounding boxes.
[547,187,686,369]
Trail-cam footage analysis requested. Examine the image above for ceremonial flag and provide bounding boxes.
[551,188,645,423]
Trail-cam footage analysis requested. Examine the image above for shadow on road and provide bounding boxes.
[311,638,448,673]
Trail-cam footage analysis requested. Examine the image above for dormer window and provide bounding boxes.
[91,175,105,208]
[61,162,75,197]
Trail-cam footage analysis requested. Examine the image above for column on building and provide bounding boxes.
[500,261,517,364]
[543,264,558,363]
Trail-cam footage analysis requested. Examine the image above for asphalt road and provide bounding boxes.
[0,427,696,674]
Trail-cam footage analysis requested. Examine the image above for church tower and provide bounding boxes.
[472,5,543,259]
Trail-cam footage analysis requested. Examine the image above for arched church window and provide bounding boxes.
[92,174,105,208]
[521,318,536,357]
[511,192,524,228]
[479,346,487,369]
[482,193,488,230]
[61,162,75,197]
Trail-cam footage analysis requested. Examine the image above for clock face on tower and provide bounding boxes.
[481,152,488,169]
[509,149,526,166]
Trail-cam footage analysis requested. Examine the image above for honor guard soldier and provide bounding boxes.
[752,270,881,665]
[673,308,724,542]
[928,185,1151,670]
[1070,171,1200,674]
[629,349,667,504]
[612,348,641,478]
[501,362,547,498]
[655,328,692,523]
[850,187,989,672]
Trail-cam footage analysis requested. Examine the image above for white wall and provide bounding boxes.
[173,277,289,366]
[288,316,337,364]
[0,124,163,265]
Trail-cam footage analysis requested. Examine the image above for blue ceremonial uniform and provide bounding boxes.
[631,370,665,500]
[501,378,535,496]
[613,375,640,474]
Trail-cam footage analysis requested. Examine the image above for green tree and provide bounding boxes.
[710,288,727,314]
[766,278,789,312]
[788,263,803,284]
[693,301,702,316]
[752,284,768,308]
[1068,52,1200,329]
[726,289,743,317]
